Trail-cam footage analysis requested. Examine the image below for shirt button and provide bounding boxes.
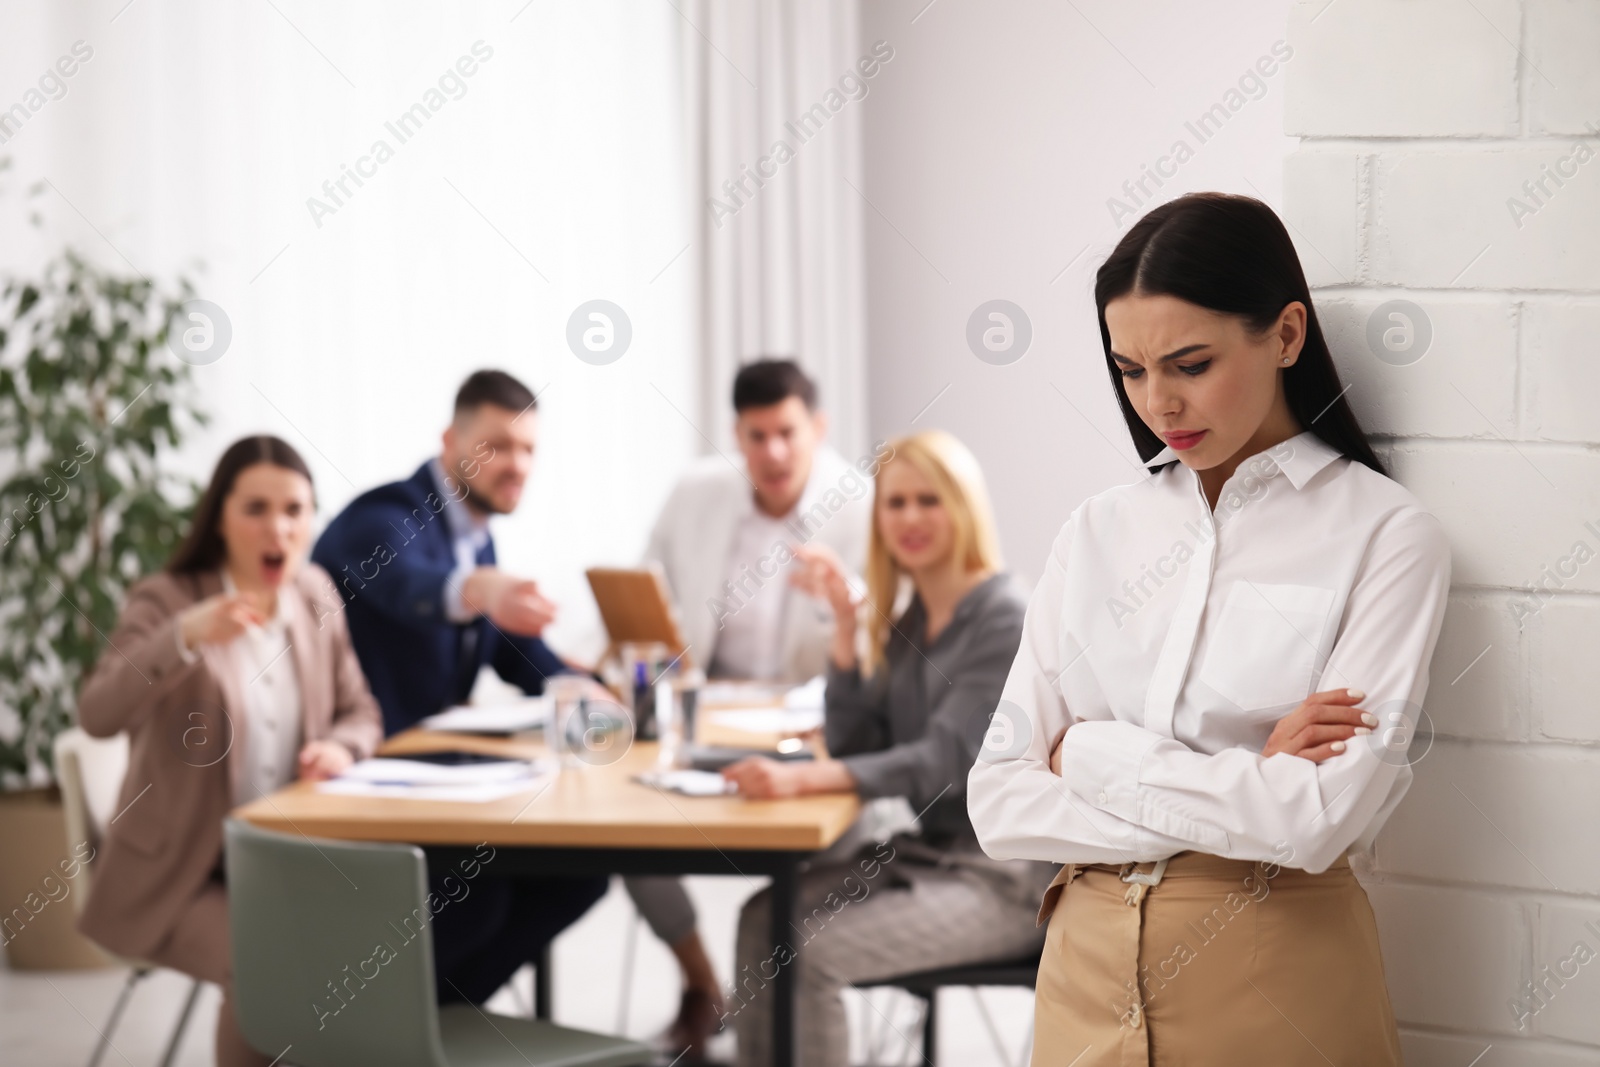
[1097,791,1109,804]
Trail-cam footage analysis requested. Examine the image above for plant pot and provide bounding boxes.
[0,787,112,970]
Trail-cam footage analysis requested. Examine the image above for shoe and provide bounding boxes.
[659,987,724,1062]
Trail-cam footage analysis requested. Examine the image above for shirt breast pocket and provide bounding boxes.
[1198,581,1336,714]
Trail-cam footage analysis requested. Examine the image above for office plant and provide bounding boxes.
[0,248,206,790]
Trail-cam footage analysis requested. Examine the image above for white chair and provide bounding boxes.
[54,727,204,1067]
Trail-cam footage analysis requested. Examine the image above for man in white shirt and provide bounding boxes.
[633,359,877,1054]
[644,359,875,682]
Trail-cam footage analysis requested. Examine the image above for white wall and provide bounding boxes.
[1282,2,1600,1063]
[857,0,1300,583]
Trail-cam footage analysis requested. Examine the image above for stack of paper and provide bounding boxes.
[635,769,737,797]
[419,697,550,734]
[699,681,789,706]
[784,674,826,709]
[316,756,553,802]
[705,707,824,735]
[701,673,826,735]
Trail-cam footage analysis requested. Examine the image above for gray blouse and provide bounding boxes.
[825,572,1055,906]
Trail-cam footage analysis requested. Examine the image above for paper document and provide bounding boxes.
[419,697,549,734]
[315,778,545,803]
[338,756,543,785]
[784,674,826,709]
[706,707,824,735]
[635,769,737,797]
[699,681,789,705]
[314,755,554,802]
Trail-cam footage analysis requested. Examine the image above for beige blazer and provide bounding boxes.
[76,564,382,962]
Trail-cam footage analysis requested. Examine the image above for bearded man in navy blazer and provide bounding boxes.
[313,370,723,1040]
[313,369,573,736]
[311,370,610,1008]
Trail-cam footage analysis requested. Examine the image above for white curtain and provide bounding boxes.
[0,1,697,660]
[0,1,872,651]
[678,0,870,459]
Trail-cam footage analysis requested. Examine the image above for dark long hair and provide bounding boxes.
[166,436,314,574]
[1094,192,1385,478]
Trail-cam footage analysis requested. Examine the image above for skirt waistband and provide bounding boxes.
[1084,849,1350,880]
[1035,850,1352,926]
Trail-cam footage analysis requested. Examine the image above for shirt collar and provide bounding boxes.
[220,568,291,633]
[430,458,491,547]
[1146,430,1342,491]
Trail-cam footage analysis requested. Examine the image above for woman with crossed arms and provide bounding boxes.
[969,193,1452,1065]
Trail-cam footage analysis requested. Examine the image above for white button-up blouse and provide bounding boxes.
[967,430,1452,874]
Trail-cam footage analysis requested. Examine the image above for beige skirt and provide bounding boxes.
[1031,851,1402,1067]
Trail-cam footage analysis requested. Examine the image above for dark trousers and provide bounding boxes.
[428,866,609,1006]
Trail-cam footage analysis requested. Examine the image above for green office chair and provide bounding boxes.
[224,819,651,1067]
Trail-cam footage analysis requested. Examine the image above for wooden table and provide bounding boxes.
[236,722,860,1067]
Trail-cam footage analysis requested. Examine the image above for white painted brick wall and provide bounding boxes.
[1386,445,1600,591]
[1374,148,1600,289]
[1364,882,1528,1033]
[1526,0,1600,136]
[1530,598,1600,743]
[1430,593,1526,742]
[1317,295,1517,438]
[1287,0,1600,1057]
[1532,899,1600,1043]
[1284,0,1520,137]
[1523,300,1600,442]
[1375,743,1600,895]
[1402,1030,1600,1067]
[1282,150,1359,285]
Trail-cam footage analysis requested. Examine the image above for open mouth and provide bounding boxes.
[261,551,287,583]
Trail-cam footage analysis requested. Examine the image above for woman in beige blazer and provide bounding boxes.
[78,435,383,1067]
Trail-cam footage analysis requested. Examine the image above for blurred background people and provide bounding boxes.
[720,430,1053,1067]
[311,369,716,1051]
[644,358,872,683]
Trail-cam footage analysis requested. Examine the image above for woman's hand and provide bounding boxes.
[722,756,855,799]
[178,594,266,650]
[790,543,863,671]
[297,740,354,781]
[722,756,805,799]
[1263,687,1375,763]
[789,543,858,622]
[1049,723,1072,775]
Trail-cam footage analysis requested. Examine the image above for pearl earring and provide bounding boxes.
[1281,358,1291,365]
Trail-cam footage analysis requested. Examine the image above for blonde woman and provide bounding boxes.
[720,430,1054,1067]
[968,193,1451,1065]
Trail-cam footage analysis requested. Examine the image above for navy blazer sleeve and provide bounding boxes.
[489,630,568,695]
[475,535,569,695]
[312,466,578,729]
[312,484,459,628]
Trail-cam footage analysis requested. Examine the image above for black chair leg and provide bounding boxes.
[156,977,203,1067]
[87,969,143,1067]
[534,944,553,1019]
[922,989,937,1065]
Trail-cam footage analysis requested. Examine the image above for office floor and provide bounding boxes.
[0,875,1036,1066]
